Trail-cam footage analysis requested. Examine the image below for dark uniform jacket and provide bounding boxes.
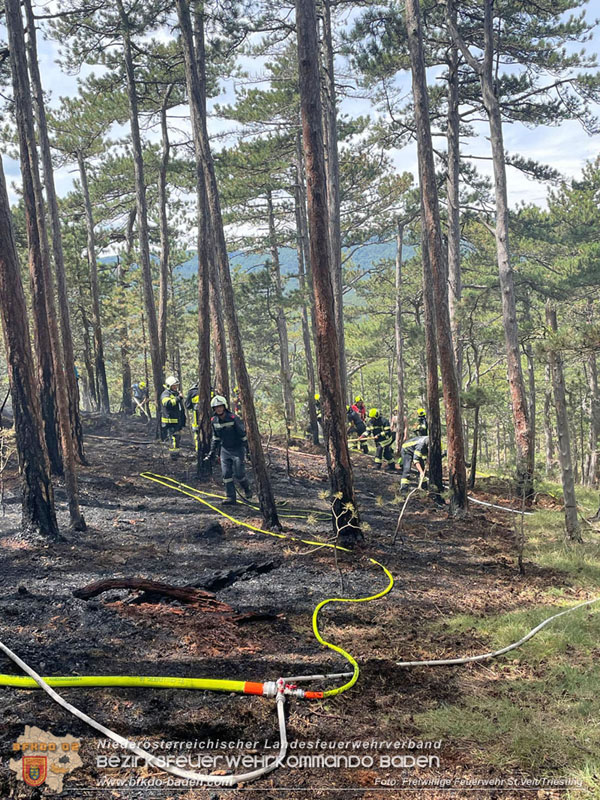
[185,384,200,428]
[347,407,366,435]
[160,388,186,429]
[368,415,393,445]
[403,435,429,463]
[208,410,248,456]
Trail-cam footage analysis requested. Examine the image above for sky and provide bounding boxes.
[1,0,600,217]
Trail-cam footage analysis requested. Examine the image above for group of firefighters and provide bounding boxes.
[131,377,431,503]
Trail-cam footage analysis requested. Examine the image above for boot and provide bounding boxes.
[221,498,237,506]
[243,483,252,500]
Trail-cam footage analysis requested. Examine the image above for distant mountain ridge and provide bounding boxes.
[174,239,417,278]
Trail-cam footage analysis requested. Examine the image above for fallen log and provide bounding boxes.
[73,578,233,612]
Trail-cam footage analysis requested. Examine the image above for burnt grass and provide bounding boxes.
[0,414,575,799]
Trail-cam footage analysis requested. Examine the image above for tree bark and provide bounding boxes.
[117,0,163,432]
[6,0,85,530]
[421,223,443,496]
[0,157,59,539]
[319,0,346,402]
[406,0,468,515]
[394,219,406,454]
[585,300,599,486]
[446,34,462,385]
[266,188,296,432]
[297,0,360,545]
[119,207,136,416]
[545,302,581,541]
[543,362,554,476]
[157,85,173,371]
[448,0,532,497]
[209,255,230,397]
[77,151,110,414]
[294,145,319,445]
[24,0,86,464]
[179,0,279,525]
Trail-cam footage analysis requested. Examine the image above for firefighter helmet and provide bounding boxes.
[417,407,427,417]
[139,381,146,389]
[166,375,179,388]
[314,393,320,402]
[211,394,227,409]
[368,408,379,419]
[355,395,364,403]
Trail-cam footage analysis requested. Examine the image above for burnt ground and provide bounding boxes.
[0,414,584,800]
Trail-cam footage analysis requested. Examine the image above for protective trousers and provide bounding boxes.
[375,441,395,469]
[220,446,250,501]
[161,424,181,451]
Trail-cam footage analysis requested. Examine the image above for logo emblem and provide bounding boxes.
[23,755,47,787]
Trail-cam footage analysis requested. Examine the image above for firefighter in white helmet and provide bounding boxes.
[160,376,186,451]
[204,394,252,505]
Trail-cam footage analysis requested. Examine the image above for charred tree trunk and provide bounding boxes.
[319,0,346,402]
[546,302,581,541]
[157,85,173,371]
[6,0,85,530]
[117,0,163,433]
[297,0,360,545]
[78,284,97,411]
[77,151,110,414]
[266,189,296,432]
[0,157,59,539]
[446,35,462,385]
[394,219,405,454]
[406,0,467,515]
[294,146,319,445]
[24,0,85,464]
[179,0,279,524]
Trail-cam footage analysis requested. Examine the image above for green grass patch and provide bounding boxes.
[413,476,600,795]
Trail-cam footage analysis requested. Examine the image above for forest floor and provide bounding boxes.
[0,413,599,800]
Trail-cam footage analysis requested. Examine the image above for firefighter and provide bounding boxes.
[314,392,323,438]
[132,380,150,419]
[185,382,201,451]
[160,376,186,451]
[347,405,369,454]
[352,395,366,422]
[399,435,429,492]
[367,408,395,470]
[204,394,252,506]
[414,407,428,436]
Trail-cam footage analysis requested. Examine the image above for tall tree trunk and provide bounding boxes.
[296,129,320,377]
[421,223,443,495]
[179,0,279,525]
[175,0,212,475]
[77,151,110,414]
[266,189,296,432]
[469,405,480,490]
[319,0,346,402]
[585,300,599,486]
[6,0,85,530]
[0,157,59,538]
[294,148,319,444]
[446,35,462,385]
[157,85,173,371]
[447,0,532,498]
[78,282,97,411]
[523,295,536,476]
[209,256,230,397]
[297,0,360,545]
[544,362,554,476]
[546,302,581,541]
[24,0,86,464]
[406,0,468,516]
[394,219,406,453]
[119,207,136,416]
[116,0,163,431]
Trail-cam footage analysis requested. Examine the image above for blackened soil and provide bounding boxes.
[0,415,576,799]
